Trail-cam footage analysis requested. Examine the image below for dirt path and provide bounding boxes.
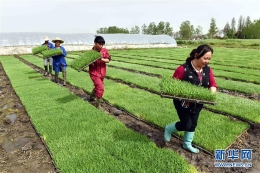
[0,63,57,173]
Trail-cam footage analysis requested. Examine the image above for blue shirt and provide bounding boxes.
[42,42,54,49]
[52,46,67,67]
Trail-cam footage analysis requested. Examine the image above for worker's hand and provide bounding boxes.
[101,58,110,63]
[210,87,217,93]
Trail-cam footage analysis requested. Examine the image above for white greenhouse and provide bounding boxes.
[0,32,177,55]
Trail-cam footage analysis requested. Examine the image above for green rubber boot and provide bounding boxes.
[48,65,52,76]
[95,98,101,108]
[182,131,199,154]
[62,70,66,86]
[54,73,59,83]
[164,122,177,142]
[44,66,48,76]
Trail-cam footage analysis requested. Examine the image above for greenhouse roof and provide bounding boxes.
[0,32,176,47]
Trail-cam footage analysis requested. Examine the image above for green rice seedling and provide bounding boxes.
[42,48,63,58]
[0,56,197,173]
[160,76,216,104]
[17,55,250,150]
[32,45,48,54]
[70,50,101,71]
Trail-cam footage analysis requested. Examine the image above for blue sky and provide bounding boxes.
[0,0,259,34]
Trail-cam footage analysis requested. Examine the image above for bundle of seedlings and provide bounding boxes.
[70,50,101,72]
[42,48,63,58]
[160,76,217,105]
[32,45,48,55]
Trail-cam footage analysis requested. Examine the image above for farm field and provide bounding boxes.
[1,47,260,173]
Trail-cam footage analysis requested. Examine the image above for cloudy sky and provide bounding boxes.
[0,0,259,34]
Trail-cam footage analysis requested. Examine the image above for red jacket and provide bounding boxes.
[89,48,111,78]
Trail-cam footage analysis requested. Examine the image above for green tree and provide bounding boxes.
[245,16,252,28]
[96,26,129,34]
[223,22,232,38]
[208,18,218,38]
[157,21,165,34]
[237,15,245,38]
[244,19,260,39]
[195,25,203,36]
[142,24,147,34]
[130,26,140,34]
[179,20,194,39]
[147,22,157,35]
[164,22,173,36]
[231,17,236,38]
[141,21,173,36]
[173,31,181,39]
[96,28,108,34]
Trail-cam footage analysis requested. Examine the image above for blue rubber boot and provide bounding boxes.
[164,122,177,142]
[182,131,199,153]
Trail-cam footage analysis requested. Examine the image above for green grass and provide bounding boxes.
[108,61,260,95]
[109,47,260,69]
[19,55,249,152]
[42,48,63,58]
[70,50,101,71]
[32,45,48,54]
[26,55,260,124]
[111,54,260,77]
[0,55,197,173]
[176,39,260,49]
[112,56,260,84]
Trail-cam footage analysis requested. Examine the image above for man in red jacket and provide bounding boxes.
[89,36,111,108]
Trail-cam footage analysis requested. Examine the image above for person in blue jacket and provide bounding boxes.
[52,37,67,86]
[42,36,54,76]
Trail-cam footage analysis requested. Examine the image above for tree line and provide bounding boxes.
[96,16,260,39]
[97,21,173,36]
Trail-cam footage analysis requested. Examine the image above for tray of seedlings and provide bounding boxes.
[32,45,48,55]
[160,77,217,105]
[70,50,101,72]
[41,48,63,58]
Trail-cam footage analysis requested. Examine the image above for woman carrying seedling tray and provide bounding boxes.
[164,44,217,154]
[51,37,67,86]
[89,36,111,108]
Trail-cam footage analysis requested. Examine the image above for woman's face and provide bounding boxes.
[198,51,212,67]
[55,41,61,47]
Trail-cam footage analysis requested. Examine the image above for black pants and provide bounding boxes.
[173,100,203,132]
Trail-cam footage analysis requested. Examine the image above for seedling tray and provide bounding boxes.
[160,94,217,105]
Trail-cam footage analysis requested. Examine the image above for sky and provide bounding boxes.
[0,0,259,34]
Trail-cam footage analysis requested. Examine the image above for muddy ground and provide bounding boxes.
[0,63,56,173]
[1,55,260,173]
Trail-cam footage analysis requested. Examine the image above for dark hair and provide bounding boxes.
[94,36,105,44]
[186,44,213,61]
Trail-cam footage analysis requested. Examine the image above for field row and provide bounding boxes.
[112,54,260,77]
[67,57,260,124]
[19,55,249,152]
[0,56,196,173]
[68,53,260,94]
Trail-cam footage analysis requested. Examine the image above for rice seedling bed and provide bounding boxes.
[18,55,249,152]
[0,55,196,173]
[108,61,260,95]
[111,56,260,84]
